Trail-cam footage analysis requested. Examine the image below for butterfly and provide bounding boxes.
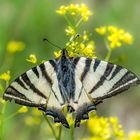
[3,49,140,128]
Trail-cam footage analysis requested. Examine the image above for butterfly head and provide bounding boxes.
[61,49,69,58]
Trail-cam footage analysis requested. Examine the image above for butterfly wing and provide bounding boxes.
[74,57,140,101]
[3,60,70,128]
[3,60,64,108]
[73,57,140,127]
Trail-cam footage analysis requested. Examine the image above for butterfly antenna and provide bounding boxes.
[68,34,80,46]
[43,38,62,50]
[70,34,80,42]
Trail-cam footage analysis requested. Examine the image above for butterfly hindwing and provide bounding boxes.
[74,57,140,101]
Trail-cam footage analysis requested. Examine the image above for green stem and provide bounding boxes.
[81,123,87,138]
[103,36,113,61]
[0,80,9,140]
[64,15,73,28]
[58,125,62,140]
[0,101,7,140]
[76,18,83,28]
[105,48,112,61]
[70,124,74,140]
[4,111,18,122]
[0,85,5,94]
[43,114,58,140]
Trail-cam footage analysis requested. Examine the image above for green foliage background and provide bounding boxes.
[0,0,140,140]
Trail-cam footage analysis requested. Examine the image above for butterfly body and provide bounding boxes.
[3,49,140,128]
[56,49,76,103]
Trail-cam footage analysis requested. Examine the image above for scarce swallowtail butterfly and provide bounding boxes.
[3,49,140,128]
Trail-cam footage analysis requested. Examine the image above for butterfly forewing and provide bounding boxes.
[3,60,57,107]
[74,57,140,100]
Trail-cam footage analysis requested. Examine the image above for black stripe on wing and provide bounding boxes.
[49,60,56,71]
[32,67,39,78]
[21,72,47,99]
[14,99,44,107]
[39,63,53,85]
[3,85,43,107]
[111,71,140,91]
[15,77,28,90]
[4,93,44,107]
[95,71,140,100]
[4,85,31,101]
[93,59,100,72]
[73,57,80,67]
[81,58,92,81]
[89,63,114,94]
[109,65,122,80]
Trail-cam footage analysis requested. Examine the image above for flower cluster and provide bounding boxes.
[54,34,96,58]
[55,4,95,59]
[56,3,93,22]
[96,25,133,48]
[128,131,140,140]
[87,116,124,140]
[66,40,95,58]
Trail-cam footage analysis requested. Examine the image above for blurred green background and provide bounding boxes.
[0,0,140,140]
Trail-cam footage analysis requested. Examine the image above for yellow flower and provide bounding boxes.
[56,3,92,22]
[68,4,79,17]
[107,25,118,33]
[87,116,126,139]
[87,136,103,140]
[87,117,111,139]
[128,131,140,140]
[0,71,11,81]
[96,26,107,35]
[79,3,93,21]
[65,37,95,58]
[65,26,75,36]
[26,54,37,64]
[7,41,25,53]
[108,34,122,48]
[83,34,88,41]
[83,31,89,41]
[97,25,133,49]
[83,42,95,57]
[54,50,62,58]
[18,106,28,113]
[56,5,67,15]
[32,108,42,116]
[122,32,133,44]
[107,27,129,48]
[110,117,124,138]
